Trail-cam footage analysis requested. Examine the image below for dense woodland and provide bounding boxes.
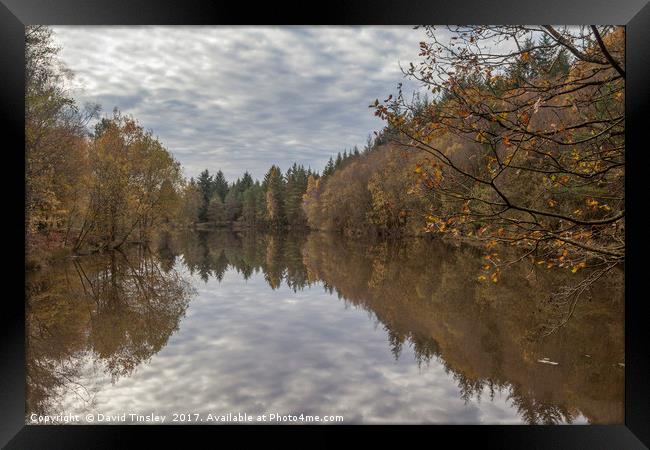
[183,163,316,230]
[372,26,624,289]
[26,26,184,262]
[25,25,363,259]
[27,24,625,300]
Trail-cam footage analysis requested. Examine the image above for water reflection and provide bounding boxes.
[26,245,194,417]
[26,230,624,424]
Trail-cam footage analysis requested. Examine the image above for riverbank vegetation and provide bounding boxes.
[181,163,317,231]
[300,26,625,310]
[26,26,184,266]
[25,25,626,424]
[371,26,625,285]
[303,27,624,264]
[27,24,625,300]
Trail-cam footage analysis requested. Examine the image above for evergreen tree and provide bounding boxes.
[224,186,243,222]
[535,34,570,77]
[212,170,228,202]
[285,163,308,227]
[241,184,264,226]
[240,171,254,191]
[364,134,374,153]
[323,157,335,177]
[197,169,213,221]
[206,193,225,223]
[507,38,536,86]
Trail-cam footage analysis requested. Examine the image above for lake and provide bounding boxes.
[26,230,624,424]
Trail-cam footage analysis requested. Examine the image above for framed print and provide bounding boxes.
[1,0,649,447]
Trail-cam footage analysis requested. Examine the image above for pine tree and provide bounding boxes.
[206,194,225,223]
[212,170,228,202]
[285,163,308,227]
[224,187,242,222]
[323,157,335,177]
[507,38,536,86]
[197,169,213,221]
[364,134,374,153]
[241,184,262,226]
[240,171,254,191]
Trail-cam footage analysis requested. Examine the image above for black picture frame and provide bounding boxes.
[1,1,648,447]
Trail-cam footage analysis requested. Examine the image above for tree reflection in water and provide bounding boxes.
[177,230,624,424]
[26,244,194,418]
[26,229,623,424]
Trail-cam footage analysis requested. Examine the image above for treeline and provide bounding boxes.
[27,24,626,281]
[184,130,428,238]
[307,26,625,284]
[303,133,432,236]
[26,26,185,262]
[179,140,387,234]
[182,145,367,231]
[26,24,373,262]
[180,163,318,230]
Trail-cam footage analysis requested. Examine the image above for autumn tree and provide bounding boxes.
[302,175,322,229]
[25,26,97,243]
[180,179,202,224]
[373,25,624,313]
[75,111,182,250]
[264,165,286,228]
[25,26,190,259]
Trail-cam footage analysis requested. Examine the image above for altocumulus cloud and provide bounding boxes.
[51,26,432,181]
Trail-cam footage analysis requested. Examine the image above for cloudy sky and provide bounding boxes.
[51,26,430,181]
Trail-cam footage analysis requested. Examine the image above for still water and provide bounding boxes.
[26,230,624,424]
